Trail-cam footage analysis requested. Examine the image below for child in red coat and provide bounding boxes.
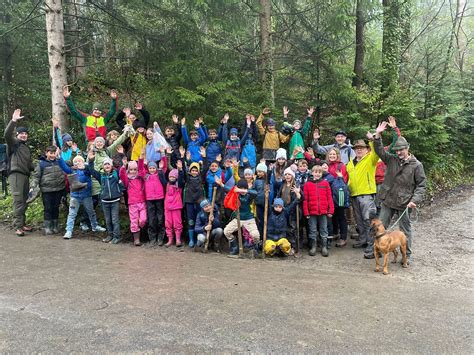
[303,165,334,257]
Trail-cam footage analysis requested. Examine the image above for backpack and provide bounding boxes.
[223,186,240,211]
[332,175,350,208]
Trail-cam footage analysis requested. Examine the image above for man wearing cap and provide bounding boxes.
[312,129,355,165]
[373,121,426,261]
[256,107,290,160]
[194,199,223,252]
[4,109,35,236]
[346,136,379,259]
[63,86,118,143]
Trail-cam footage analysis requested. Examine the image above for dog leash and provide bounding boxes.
[386,207,419,231]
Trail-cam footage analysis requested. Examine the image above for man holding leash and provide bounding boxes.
[373,120,426,262]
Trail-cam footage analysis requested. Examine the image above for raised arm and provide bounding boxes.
[63,87,87,123]
[104,90,118,123]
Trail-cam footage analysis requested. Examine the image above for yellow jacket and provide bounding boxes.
[131,133,148,161]
[256,114,289,150]
[346,141,379,196]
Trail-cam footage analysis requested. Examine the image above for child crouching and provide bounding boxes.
[195,198,223,252]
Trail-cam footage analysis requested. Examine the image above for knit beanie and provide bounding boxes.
[169,169,179,179]
[229,128,238,136]
[62,133,72,143]
[200,199,210,208]
[256,163,267,173]
[284,167,295,178]
[102,158,113,166]
[16,127,28,135]
[189,162,200,173]
[94,136,105,147]
[244,168,253,176]
[266,118,276,126]
[273,198,284,207]
[276,148,287,160]
[92,102,103,111]
[127,160,138,171]
[147,161,157,169]
[293,119,301,127]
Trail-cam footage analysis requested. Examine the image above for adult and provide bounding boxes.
[4,109,35,236]
[63,86,118,143]
[312,129,355,165]
[346,137,379,259]
[373,121,426,261]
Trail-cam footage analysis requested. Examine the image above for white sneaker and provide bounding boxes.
[80,223,90,232]
[63,231,72,239]
[92,225,106,233]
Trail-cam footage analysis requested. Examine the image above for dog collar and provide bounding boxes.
[375,232,386,239]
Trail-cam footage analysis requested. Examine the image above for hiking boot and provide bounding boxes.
[364,253,375,259]
[102,235,113,243]
[111,237,122,244]
[51,220,60,234]
[336,240,347,247]
[68,173,88,192]
[352,241,367,248]
[92,225,106,233]
[321,238,329,257]
[44,220,53,235]
[63,231,72,239]
[309,239,317,256]
[133,232,142,246]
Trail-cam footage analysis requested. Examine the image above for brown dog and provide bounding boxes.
[370,217,408,275]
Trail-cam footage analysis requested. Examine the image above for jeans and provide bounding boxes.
[80,194,100,226]
[42,190,64,220]
[379,203,413,256]
[66,196,98,233]
[196,228,224,247]
[102,201,120,239]
[308,215,328,241]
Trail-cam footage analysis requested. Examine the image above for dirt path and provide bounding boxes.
[0,186,473,352]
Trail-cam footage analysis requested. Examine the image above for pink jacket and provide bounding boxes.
[119,159,145,205]
[141,157,167,201]
[165,183,183,210]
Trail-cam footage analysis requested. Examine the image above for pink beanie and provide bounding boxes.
[284,167,295,178]
[169,169,179,179]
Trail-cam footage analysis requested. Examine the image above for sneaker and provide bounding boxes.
[102,236,113,243]
[92,225,106,233]
[111,237,122,244]
[63,231,72,239]
[22,225,33,232]
[336,240,347,247]
[15,229,25,237]
[80,223,90,232]
[363,253,375,259]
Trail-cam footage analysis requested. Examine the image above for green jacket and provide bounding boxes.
[289,116,312,159]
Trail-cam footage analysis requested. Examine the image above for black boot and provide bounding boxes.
[321,237,329,257]
[51,219,60,234]
[43,220,53,235]
[157,235,164,247]
[309,239,317,256]
[68,173,88,192]
[228,239,239,256]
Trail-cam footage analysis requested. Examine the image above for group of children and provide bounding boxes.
[29,92,395,259]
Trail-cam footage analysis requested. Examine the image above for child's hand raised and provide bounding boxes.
[51,116,60,128]
[216,154,222,163]
[87,149,95,160]
[134,102,143,110]
[158,160,164,169]
[181,117,186,126]
[63,86,71,98]
[177,160,183,170]
[179,146,185,158]
[172,114,179,124]
[122,156,128,167]
[199,146,206,157]
[110,90,118,99]
[166,147,173,155]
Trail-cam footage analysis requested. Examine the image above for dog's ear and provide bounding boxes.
[369,211,378,220]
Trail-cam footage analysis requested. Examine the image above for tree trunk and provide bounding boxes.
[1,1,13,125]
[259,0,274,107]
[67,0,86,79]
[104,0,117,73]
[352,0,365,89]
[398,1,411,85]
[381,0,401,95]
[45,0,69,130]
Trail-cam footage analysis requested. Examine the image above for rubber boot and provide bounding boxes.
[68,173,88,192]
[176,233,183,248]
[321,237,329,257]
[133,232,142,246]
[188,230,195,248]
[229,239,239,255]
[157,235,164,247]
[44,220,53,235]
[165,235,174,248]
[51,219,59,234]
[309,239,317,256]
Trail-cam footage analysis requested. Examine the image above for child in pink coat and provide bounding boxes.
[119,158,146,246]
[160,160,185,247]
[141,156,167,246]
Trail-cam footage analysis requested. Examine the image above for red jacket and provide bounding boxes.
[375,161,386,184]
[328,160,348,183]
[303,178,334,216]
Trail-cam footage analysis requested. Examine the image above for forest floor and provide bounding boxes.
[0,185,472,353]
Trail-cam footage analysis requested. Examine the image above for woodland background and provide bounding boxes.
[0,0,473,193]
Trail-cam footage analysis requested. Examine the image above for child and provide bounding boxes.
[254,162,274,238]
[58,155,106,239]
[31,146,66,235]
[164,115,182,167]
[277,167,302,253]
[142,155,167,246]
[223,179,260,256]
[256,108,290,160]
[272,148,288,195]
[264,196,300,257]
[205,114,226,162]
[194,198,223,252]
[205,158,232,208]
[106,130,120,147]
[224,127,242,161]
[161,161,185,247]
[119,158,147,246]
[240,114,258,170]
[285,106,313,160]
[145,122,169,164]
[295,159,310,187]
[183,161,206,247]
[181,118,206,163]
[303,165,334,257]
[89,156,123,244]
[63,86,118,143]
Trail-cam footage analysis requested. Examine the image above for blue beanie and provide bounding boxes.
[230,128,238,135]
[62,133,72,142]
[148,161,157,169]
[200,199,210,208]
[266,118,276,126]
[273,198,284,207]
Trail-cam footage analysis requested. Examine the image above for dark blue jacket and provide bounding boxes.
[266,198,299,241]
[58,158,92,199]
[194,205,221,235]
[90,162,123,202]
[254,173,274,207]
[323,171,335,186]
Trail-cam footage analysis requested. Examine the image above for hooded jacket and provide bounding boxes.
[89,162,123,202]
[4,119,34,176]
[266,198,299,241]
[32,157,66,193]
[119,159,146,205]
[58,158,93,199]
[303,178,334,216]
[194,205,221,235]
[161,169,185,210]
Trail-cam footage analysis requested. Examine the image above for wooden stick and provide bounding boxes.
[204,186,217,252]
[296,202,300,255]
[237,208,243,257]
[262,185,269,259]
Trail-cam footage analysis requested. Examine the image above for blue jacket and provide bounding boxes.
[205,124,224,162]
[182,126,206,163]
[323,171,335,186]
[254,174,274,207]
[266,198,299,241]
[241,139,256,169]
[194,205,221,235]
[90,162,123,202]
[58,158,92,199]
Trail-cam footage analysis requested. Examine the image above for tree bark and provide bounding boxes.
[259,0,274,107]
[1,1,13,124]
[45,0,69,130]
[352,0,365,89]
[67,0,86,79]
[381,0,401,95]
